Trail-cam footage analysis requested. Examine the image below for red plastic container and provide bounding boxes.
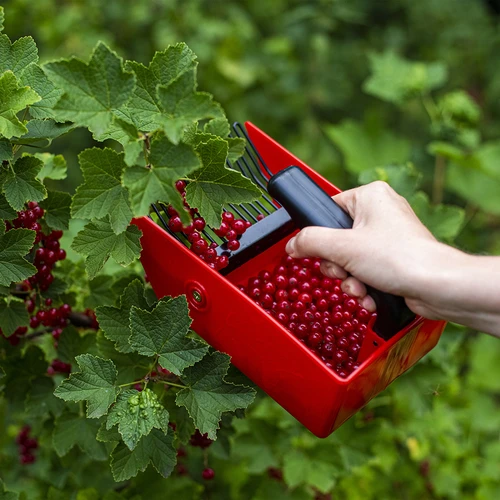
[133,122,446,438]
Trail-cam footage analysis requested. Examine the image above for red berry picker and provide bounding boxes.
[134,121,446,438]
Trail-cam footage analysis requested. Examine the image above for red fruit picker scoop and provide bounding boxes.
[134,122,446,437]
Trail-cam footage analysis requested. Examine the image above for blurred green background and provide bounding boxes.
[3,0,500,498]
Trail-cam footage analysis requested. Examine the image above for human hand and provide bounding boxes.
[285,181,458,319]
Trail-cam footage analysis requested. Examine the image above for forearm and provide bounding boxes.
[408,245,500,336]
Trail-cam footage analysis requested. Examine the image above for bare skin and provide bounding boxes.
[285,181,500,337]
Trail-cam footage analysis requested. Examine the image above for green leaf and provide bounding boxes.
[410,192,465,242]
[72,219,142,279]
[57,326,97,365]
[25,377,64,418]
[2,155,47,211]
[40,190,71,230]
[120,43,197,132]
[0,70,41,138]
[185,138,261,227]
[96,279,152,353]
[0,478,18,500]
[15,119,75,146]
[20,63,64,119]
[446,141,500,215]
[129,297,207,375]
[95,117,142,166]
[176,352,256,439]
[0,34,38,76]
[72,148,132,234]
[97,422,121,443]
[467,335,500,391]
[324,119,411,175]
[0,228,36,286]
[87,275,117,308]
[0,194,16,219]
[0,6,4,32]
[54,354,118,418]
[123,133,200,220]
[438,90,481,127]
[358,163,421,199]
[53,411,107,460]
[0,297,28,337]
[157,69,223,144]
[107,388,170,450]
[283,449,337,493]
[110,427,176,481]
[0,138,12,162]
[44,42,135,136]
[363,51,447,104]
[34,153,67,181]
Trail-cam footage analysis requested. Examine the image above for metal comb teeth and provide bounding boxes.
[150,122,294,274]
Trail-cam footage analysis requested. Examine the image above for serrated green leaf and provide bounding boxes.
[40,190,71,230]
[25,377,65,418]
[0,70,41,138]
[119,44,197,132]
[3,155,47,210]
[176,352,256,439]
[34,153,67,181]
[110,427,176,481]
[283,449,337,493]
[129,297,206,375]
[96,279,151,353]
[44,42,135,136]
[324,119,410,175]
[123,133,200,221]
[53,411,107,460]
[107,388,170,450]
[204,117,230,137]
[87,275,117,308]
[157,68,223,144]
[410,192,465,242]
[0,7,4,32]
[0,34,38,76]
[185,138,261,227]
[0,296,28,337]
[0,194,16,219]
[0,228,36,286]
[363,51,447,104]
[72,148,132,234]
[54,354,118,418]
[20,63,63,119]
[0,138,12,162]
[72,219,142,279]
[15,119,75,147]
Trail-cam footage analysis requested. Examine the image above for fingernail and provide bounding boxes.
[286,236,296,255]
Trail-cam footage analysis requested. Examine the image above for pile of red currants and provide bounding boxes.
[16,425,38,465]
[238,254,374,377]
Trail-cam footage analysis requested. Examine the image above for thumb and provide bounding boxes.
[285,226,358,268]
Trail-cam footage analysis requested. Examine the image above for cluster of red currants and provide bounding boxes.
[1,326,28,346]
[166,181,251,271]
[16,425,38,465]
[175,429,215,480]
[47,359,71,376]
[239,254,374,377]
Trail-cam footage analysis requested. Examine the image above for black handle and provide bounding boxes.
[267,166,415,340]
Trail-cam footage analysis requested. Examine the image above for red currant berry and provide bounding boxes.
[222,212,234,224]
[32,206,44,219]
[202,468,215,481]
[216,255,229,269]
[226,229,237,241]
[227,240,240,251]
[317,298,329,311]
[357,308,370,322]
[175,180,186,193]
[232,219,246,235]
[192,239,208,255]
[57,248,67,261]
[214,222,230,237]
[296,323,309,339]
[321,342,335,358]
[60,304,71,316]
[288,288,300,301]
[299,281,312,293]
[256,214,265,221]
[276,312,289,324]
[193,218,206,231]
[204,248,217,262]
[333,349,348,363]
[168,216,183,232]
[275,275,288,289]
[337,337,349,349]
[187,231,200,243]
[307,332,323,348]
[261,294,274,309]
[344,298,358,311]
[29,316,40,328]
[262,282,276,294]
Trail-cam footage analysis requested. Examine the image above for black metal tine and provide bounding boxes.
[236,203,258,222]
[152,204,182,242]
[232,122,274,178]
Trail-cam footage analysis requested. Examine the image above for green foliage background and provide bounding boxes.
[2,0,500,498]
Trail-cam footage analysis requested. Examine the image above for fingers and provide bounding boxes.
[286,226,356,265]
[340,276,377,312]
[320,260,348,280]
